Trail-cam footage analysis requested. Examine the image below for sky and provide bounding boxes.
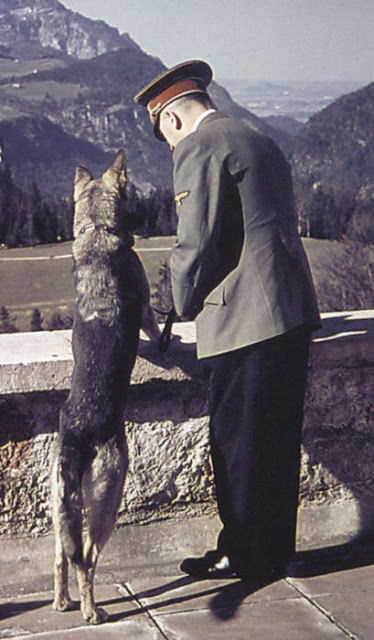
[62,0,374,83]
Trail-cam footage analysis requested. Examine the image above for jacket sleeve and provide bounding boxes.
[170,137,225,320]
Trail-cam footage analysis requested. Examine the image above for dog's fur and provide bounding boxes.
[50,151,160,624]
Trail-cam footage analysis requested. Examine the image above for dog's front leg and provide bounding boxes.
[76,539,108,624]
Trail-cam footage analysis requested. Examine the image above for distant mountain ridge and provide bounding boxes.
[0,0,289,199]
[291,81,374,243]
[221,78,365,122]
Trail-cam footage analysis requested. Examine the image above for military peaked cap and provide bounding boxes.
[133,59,213,140]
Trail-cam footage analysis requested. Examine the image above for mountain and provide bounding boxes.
[0,111,112,195]
[0,0,289,199]
[291,82,374,243]
[0,48,172,196]
[263,115,303,138]
[0,0,140,59]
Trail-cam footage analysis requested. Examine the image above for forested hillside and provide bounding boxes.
[292,82,374,244]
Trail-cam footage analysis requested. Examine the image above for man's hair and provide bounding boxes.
[167,92,213,113]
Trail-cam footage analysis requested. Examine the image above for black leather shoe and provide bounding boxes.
[180,550,237,578]
[180,550,287,583]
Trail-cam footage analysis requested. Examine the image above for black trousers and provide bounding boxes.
[206,325,311,577]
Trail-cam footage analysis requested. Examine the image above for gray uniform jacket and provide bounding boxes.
[170,112,320,359]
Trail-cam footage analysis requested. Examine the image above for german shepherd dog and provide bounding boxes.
[51,151,160,624]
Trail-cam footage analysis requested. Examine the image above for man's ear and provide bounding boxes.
[172,111,183,131]
[165,109,182,131]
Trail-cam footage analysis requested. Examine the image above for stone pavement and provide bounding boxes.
[1,516,374,639]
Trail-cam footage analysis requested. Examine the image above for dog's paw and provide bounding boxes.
[84,606,109,624]
[52,596,76,612]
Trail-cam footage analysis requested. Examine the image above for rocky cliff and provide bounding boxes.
[0,0,140,59]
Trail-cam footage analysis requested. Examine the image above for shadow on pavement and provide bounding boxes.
[100,575,247,623]
[290,537,374,578]
[99,574,275,624]
[0,598,49,620]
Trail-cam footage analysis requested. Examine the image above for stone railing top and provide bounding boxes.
[310,309,374,368]
[0,310,373,395]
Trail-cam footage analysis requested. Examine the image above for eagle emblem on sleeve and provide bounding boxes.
[174,191,190,209]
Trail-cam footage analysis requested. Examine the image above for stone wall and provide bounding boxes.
[0,312,373,547]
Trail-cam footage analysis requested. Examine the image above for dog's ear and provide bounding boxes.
[103,150,127,191]
[74,166,93,201]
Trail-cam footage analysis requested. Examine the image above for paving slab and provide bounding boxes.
[0,620,164,639]
[0,583,165,639]
[155,597,348,640]
[288,564,374,639]
[289,562,374,596]
[312,589,374,640]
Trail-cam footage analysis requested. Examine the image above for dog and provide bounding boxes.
[50,150,160,624]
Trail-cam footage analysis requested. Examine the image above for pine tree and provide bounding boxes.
[0,306,18,333]
[4,185,28,247]
[142,190,158,237]
[56,197,74,241]
[30,308,43,331]
[0,140,15,244]
[154,188,176,236]
[26,183,54,246]
[125,181,144,231]
[47,310,73,330]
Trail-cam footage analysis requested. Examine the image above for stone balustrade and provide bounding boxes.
[0,311,373,549]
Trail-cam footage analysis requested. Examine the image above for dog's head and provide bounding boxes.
[73,150,127,238]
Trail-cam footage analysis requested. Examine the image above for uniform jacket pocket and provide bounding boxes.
[204,286,226,306]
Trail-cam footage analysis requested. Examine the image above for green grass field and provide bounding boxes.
[0,57,67,80]
[0,236,346,331]
[2,80,83,102]
[0,56,82,105]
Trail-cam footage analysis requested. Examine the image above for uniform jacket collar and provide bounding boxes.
[198,111,229,129]
[173,112,229,156]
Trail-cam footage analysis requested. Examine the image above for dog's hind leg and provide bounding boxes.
[50,452,75,612]
[76,539,107,624]
[52,532,75,612]
[76,439,127,624]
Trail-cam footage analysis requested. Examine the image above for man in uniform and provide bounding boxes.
[134,61,320,583]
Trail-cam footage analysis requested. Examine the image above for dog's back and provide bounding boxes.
[51,151,154,624]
